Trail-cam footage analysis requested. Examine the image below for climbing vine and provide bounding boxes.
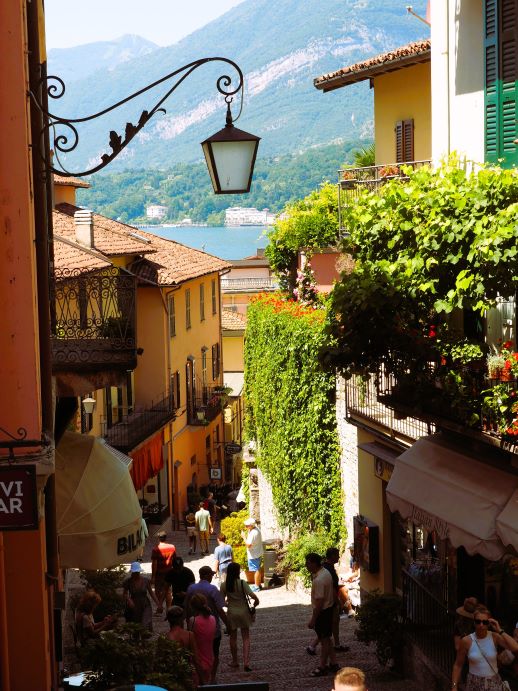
[324,159,518,376]
[244,294,344,542]
[265,183,339,291]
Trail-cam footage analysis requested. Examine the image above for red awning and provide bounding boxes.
[130,433,164,491]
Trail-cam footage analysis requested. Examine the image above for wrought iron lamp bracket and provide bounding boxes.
[30,56,244,178]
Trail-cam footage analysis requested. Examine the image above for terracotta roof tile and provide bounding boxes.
[53,174,91,189]
[222,309,247,331]
[314,39,431,91]
[128,228,230,286]
[53,235,111,274]
[53,204,155,257]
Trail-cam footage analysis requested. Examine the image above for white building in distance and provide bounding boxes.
[225,207,277,226]
[146,204,168,220]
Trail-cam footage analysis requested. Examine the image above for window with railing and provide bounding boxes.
[212,343,221,380]
[200,283,205,321]
[171,371,181,410]
[202,348,208,389]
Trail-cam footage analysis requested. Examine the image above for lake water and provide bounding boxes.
[143,225,270,260]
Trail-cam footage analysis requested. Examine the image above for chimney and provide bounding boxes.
[74,209,94,248]
[256,248,265,257]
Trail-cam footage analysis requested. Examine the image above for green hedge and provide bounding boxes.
[244,294,344,542]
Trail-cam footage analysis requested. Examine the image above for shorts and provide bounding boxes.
[154,573,170,593]
[248,557,262,572]
[187,526,196,537]
[314,606,334,640]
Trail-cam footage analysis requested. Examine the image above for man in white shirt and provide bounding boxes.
[306,552,338,677]
[242,517,263,592]
[195,502,213,555]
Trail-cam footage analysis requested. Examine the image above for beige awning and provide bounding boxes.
[386,435,518,560]
[56,432,144,570]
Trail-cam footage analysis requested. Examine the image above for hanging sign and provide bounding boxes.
[225,442,242,455]
[0,465,38,530]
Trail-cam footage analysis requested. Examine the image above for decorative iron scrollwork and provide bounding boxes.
[30,57,244,177]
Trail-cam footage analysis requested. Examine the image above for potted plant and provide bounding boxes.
[379,164,400,178]
[340,169,358,189]
[355,591,404,671]
[487,352,506,379]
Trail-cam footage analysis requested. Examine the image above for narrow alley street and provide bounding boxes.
[138,523,423,691]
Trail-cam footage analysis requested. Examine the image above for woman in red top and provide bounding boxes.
[188,593,216,685]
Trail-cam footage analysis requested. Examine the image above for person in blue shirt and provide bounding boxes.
[214,533,233,583]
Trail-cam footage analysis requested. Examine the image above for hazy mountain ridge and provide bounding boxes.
[47,0,428,170]
[48,34,158,84]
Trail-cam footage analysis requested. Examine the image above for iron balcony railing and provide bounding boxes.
[337,160,432,234]
[187,384,227,426]
[402,569,455,678]
[50,266,137,372]
[102,391,175,453]
[345,371,434,442]
[220,277,278,291]
[374,354,518,452]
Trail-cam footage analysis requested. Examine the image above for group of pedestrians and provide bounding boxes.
[118,522,262,685]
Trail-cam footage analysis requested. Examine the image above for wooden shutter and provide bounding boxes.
[485,0,518,165]
[500,0,518,164]
[485,0,499,162]
[395,120,414,162]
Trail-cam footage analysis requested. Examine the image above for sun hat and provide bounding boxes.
[156,530,167,539]
[130,561,143,573]
[456,597,478,618]
[244,517,256,526]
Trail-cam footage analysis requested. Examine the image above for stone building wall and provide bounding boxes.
[336,376,359,547]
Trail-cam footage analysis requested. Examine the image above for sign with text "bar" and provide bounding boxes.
[0,465,38,530]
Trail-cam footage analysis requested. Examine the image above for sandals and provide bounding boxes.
[310,666,328,677]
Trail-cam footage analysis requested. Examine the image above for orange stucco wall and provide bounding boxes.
[53,184,77,206]
[1,1,53,688]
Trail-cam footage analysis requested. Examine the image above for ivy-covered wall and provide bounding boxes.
[244,294,344,542]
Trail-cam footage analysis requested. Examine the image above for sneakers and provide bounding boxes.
[250,585,261,592]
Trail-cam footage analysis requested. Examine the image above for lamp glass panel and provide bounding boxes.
[210,140,257,192]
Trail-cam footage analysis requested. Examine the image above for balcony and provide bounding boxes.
[187,385,228,426]
[345,370,434,443]
[220,277,278,292]
[375,354,518,454]
[102,392,175,453]
[337,160,431,233]
[50,266,137,374]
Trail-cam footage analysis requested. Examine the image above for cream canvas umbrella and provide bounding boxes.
[56,431,145,570]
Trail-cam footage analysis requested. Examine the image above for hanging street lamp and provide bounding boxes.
[202,99,260,194]
[30,57,260,193]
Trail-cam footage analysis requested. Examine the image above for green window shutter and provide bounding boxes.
[485,0,499,163]
[500,0,518,165]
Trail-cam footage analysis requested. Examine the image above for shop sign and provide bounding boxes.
[210,467,222,480]
[374,457,393,482]
[0,465,38,531]
[225,442,242,455]
[411,505,449,540]
[117,521,146,556]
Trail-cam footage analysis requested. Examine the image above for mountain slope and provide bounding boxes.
[47,34,159,84]
[47,0,428,171]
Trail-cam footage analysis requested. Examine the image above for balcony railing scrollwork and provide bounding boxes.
[337,160,432,234]
[102,391,175,452]
[187,384,228,426]
[50,266,137,372]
